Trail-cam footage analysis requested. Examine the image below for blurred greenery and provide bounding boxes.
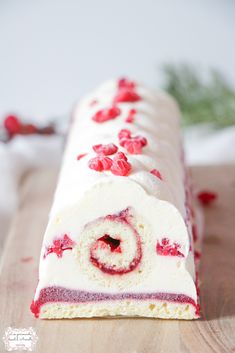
[162,64,235,127]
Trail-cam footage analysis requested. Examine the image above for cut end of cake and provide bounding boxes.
[30,286,200,320]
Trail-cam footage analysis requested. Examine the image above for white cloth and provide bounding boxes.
[0,122,235,249]
[0,134,63,248]
[184,124,235,165]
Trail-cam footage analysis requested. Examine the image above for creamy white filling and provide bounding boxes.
[36,180,196,301]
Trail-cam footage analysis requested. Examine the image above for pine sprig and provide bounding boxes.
[162,64,235,127]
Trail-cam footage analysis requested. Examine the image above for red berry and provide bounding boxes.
[113,152,128,161]
[88,156,113,172]
[197,191,217,205]
[123,139,143,154]
[93,143,118,156]
[151,169,163,180]
[136,135,147,147]
[111,158,132,176]
[118,129,131,140]
[21,123,38,135]
[4,115,22,135]
[44,234,75,258]
[100,157,113,170]
[118,129,147,155]
[118,78,136,90]
[77,153,87,160]
[114,90,141,104]
[62,234,75,247]
[156,237,184,257]
[125,109,136,123]
[92,106,121,123]
[88,157,103,172]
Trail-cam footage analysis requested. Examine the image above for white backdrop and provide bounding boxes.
[0,0,235,120]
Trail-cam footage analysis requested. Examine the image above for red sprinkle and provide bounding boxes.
[115,77,140,103]
[77,153,87,160]
[118,129,147,154]
[44,234,75,258]
[124,139,143,154]
[150,169,163,180]
[197,191,217,205]
[118,78,136,90]
[136,135,147,147]
[111,158,132,176]
[113,152,128,161]
[125,109,136,123]
[93,143,118,156]
[4,115,22,135]
[156,238,184,257]
[118,129,131,140]
[114,90,141,104]
[92,106,121,123]
[88,156,113,172]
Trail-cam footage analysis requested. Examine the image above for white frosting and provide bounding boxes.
[34,79,197,308]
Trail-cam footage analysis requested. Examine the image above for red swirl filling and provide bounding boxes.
[89,209,142,275]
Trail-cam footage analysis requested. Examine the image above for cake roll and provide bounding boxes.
[30,78,200,319]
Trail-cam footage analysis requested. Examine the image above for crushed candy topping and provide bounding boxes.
[88,156,113,172]
[88,146,131,176]
[118,78,136,90]
[111,156,132,176]
[113,152,128,161]
[118,129,147,154]
[77,153,87,160]
[93,143,118,156]
[123,139,143,154]
[156,238,184,257]
[114,78,141,103]
[197,191,217,205]
[44,234,75,258]
[125,109,137,123]
[150,169,163,180]
[114,90,141,104]
[118,129,131,140]
[92,106,121,123]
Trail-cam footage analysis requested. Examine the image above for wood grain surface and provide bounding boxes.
[0,166,235,353]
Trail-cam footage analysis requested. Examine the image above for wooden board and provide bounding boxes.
[0,166,235,353]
